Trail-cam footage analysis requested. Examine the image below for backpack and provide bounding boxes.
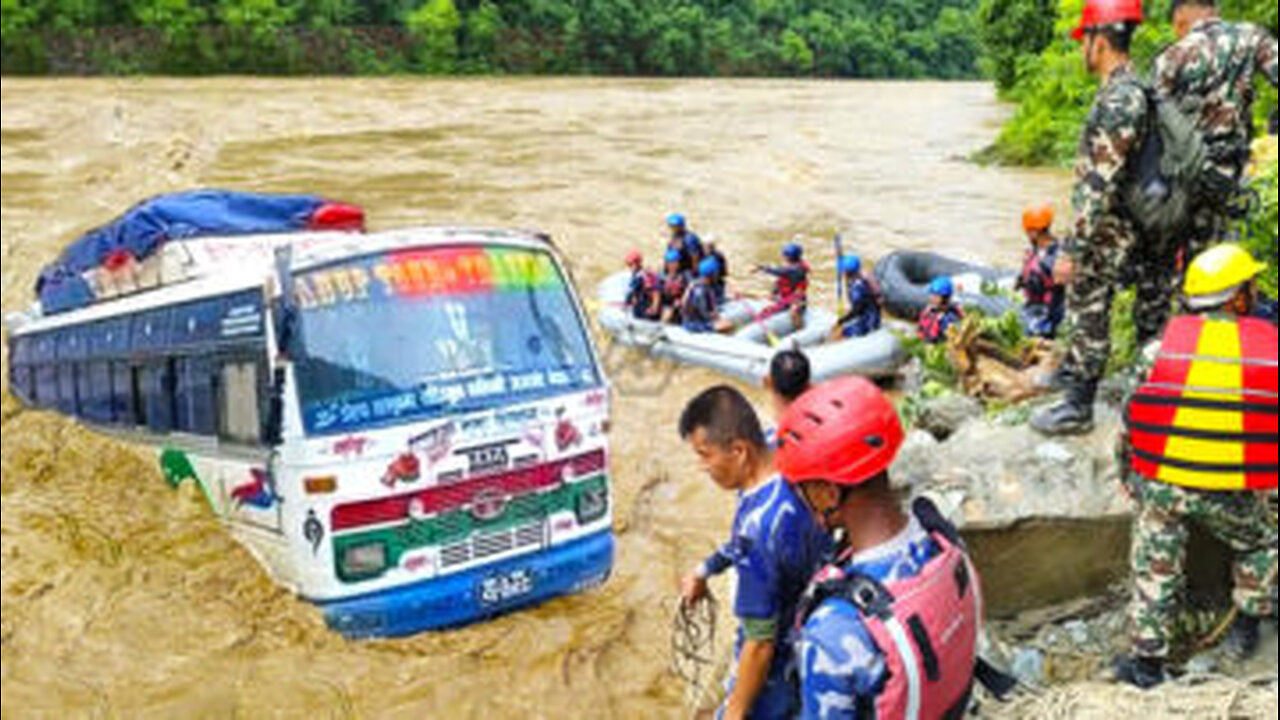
[1124,87,1210,247]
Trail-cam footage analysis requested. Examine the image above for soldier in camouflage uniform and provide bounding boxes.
[1113,245,1278,690]
[1033,0,1176,436]
[1155,0,1280,260]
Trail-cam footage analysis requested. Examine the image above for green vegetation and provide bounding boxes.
[981,0,1279,313]
[983,0,1278,167]
[1,1,987,77]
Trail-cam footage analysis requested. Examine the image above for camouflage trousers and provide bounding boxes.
[1063,217,1179,384]
[1124,472,1278,659]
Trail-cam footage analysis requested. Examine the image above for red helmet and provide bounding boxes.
[1073,0,1144,41]
[776,377,904,488]
[625,250,643,268]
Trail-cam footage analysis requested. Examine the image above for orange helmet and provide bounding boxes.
[1023,205,1055,233]
[1073,0,1144,41]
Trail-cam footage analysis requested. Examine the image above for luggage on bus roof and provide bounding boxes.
[35,190,364,316]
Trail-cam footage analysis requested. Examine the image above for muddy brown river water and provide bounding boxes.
[1,78,1070,718]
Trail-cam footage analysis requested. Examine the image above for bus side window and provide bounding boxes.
[86,360,114,424]
[107,362,130,426]
[219,358,263,446]
[175,356,217,436]
[57,362,79,416]
[75,361,94,422]
[35,363,57,409]
[143,360,175,435]
[11,365,33,405]
[130,365,149,428]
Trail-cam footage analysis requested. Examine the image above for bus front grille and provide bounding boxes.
[441,521,545,569]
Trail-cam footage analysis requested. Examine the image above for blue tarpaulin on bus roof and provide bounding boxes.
[35,190,359,315]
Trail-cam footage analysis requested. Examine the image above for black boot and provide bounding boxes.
[1224,615,1262,661]
[1113,655,1168,690]
[1031,380,1097,436]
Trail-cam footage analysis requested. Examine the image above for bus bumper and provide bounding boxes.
[319,531,615,639]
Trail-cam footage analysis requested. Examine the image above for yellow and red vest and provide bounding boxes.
[1126,315,1278,491]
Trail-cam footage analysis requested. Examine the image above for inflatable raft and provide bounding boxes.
[875,250,1018,320]
[596,273,905,384]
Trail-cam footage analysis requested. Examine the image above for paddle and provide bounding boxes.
[835,233,847,318]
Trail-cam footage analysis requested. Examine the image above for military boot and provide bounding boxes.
[1113,655,1168,690]
[1031,380,1097,436]
[1224,615,1262,661]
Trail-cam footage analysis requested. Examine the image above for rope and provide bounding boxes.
[671,595,721,712]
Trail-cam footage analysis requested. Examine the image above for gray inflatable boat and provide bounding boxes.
[874,250,1019,319]
[596,273,905,385]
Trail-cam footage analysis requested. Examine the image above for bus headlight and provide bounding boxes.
[340,542,389,582]
[575,483,609,525]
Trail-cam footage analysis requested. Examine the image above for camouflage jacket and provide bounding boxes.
[1070,63,1149,252]
[1154,19,1279,163]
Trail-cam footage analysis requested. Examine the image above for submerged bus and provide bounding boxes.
[6,211,614,638]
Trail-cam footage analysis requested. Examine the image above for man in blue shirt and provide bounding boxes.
[679,386,831,720]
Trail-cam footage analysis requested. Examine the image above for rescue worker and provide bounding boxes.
[683,258,727,334]
[667,213,706,274]
[767,349,812,422]
[624,250,662,321]
[1033,0,1180,435]
[776,377,983,719]
[1017,205,1067,339]
[1154,0,1279,260]
[834,255,882,339]
[1113,244,1278,689]
[918,277,963,344]
[756,243,810,330]
[679,387,831,720]
[660,248,692,325]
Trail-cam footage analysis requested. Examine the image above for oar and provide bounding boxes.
[835,233,847,318]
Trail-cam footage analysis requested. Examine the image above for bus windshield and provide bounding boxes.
[292,246,600,436]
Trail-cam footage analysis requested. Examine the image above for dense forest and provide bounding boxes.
[0,0,984,77]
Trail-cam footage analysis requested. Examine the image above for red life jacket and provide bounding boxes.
[661,272,688,305]
[797,501,982,720]
[1126,315,1279,491]
[774,262,811,305]
[1020,248,1058,306]
[918,304,963,343]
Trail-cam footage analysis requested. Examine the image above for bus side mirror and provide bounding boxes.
[263,367,287,447]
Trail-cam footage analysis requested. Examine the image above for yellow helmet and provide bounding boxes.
[1184,244,1268,309]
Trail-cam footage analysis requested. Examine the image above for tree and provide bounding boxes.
[217,0,295,37]
[406,0,460,72]
[131,0,204,34]
[978,0,1057,93]
[3,0,36,40]
[779,27,813,74]
[290,0,358,28]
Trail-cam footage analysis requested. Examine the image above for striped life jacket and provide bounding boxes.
[1126,315,1279,491]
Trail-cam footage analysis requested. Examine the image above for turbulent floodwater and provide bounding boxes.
[1,78,1070,718]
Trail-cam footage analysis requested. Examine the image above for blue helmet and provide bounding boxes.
[665,249,683,265]
[840,255,863,275]
[783,243,804,261]
[698,257,720,279]
[667,213,687,229]
[930,277,955,298]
